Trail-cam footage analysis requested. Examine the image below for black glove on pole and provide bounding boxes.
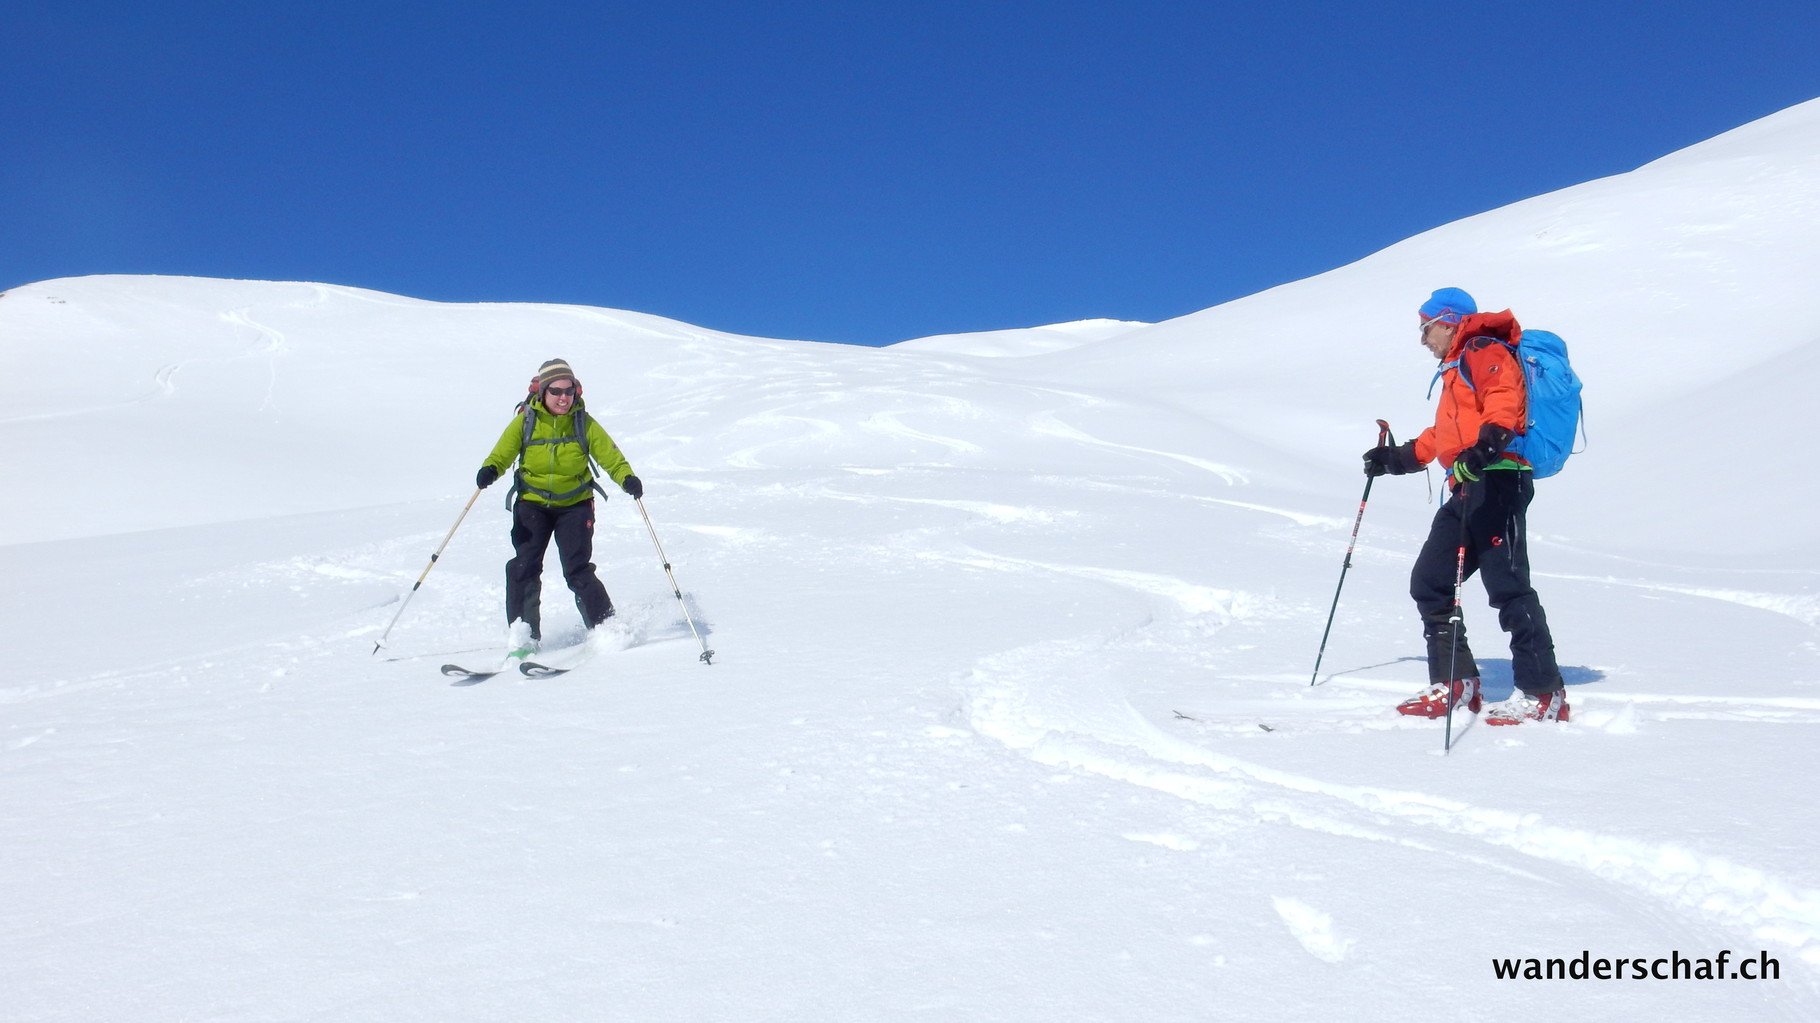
[1453,424,1513,478]
[1363,441,1421,477]
[1312,420,1393,686]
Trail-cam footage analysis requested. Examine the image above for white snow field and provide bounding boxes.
[4,98,1818,1021]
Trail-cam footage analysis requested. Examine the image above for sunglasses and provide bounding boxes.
[545,386,576,398]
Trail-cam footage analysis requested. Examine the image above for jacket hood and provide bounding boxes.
[1448,310,1521,360]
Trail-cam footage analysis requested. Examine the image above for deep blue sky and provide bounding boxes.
[6,2,1817,345]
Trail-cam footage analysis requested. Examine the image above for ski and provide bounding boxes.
[519,650,591,678]
[518,638,605,678]
[441,663,507,684]
[440,649,534,684]
[519,660,575,678]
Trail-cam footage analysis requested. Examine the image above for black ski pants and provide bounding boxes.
[1409,470,1562,695]
[505,499,613,639]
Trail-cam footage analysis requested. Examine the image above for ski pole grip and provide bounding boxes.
[1375,418,1394,447]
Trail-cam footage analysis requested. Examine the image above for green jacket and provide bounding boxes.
[482,399,634,507]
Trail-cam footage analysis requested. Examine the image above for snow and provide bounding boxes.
[894,317,1150,357]
[4,98,1818,1020]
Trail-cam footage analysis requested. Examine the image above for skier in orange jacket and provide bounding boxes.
[1362,288,1568,725]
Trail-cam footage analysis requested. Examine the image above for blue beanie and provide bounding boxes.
[1419,288,1476,324]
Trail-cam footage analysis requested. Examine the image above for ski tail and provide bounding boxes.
[517,638,602,678]
[441,647,535,684]
[519,660,575,678]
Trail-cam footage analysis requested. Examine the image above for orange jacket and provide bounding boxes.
[1413,310,1528,470]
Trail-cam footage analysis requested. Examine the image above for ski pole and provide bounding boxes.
[371,488,483,655]
[634,496,715,665]
[1309,419,1393,686]
[1443,478,1471,754]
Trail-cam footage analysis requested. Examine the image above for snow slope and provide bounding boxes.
[3,99,1818,1021]
[893,317,1150,357]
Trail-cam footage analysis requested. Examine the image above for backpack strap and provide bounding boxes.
[511,403,606,506]
[1429,336,1517,398]
[574,408,608,499]
[504,403,535,509]
[1426,358,1459,400]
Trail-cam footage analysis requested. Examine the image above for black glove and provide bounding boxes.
[476,465,500,489]
[1454,424,1514,478]
[1362,441,1421,477]
[621,474,643,499]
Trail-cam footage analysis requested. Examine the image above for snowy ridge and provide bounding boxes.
[892,317,1150,357]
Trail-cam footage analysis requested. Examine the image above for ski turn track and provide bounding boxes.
[964,638,1820,972]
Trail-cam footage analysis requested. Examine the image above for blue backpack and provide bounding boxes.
[1454,329,1585,478]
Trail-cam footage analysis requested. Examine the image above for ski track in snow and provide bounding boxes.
[1183,494,1344,528]
[721,412,847,468]
[861,393,985,457]
[820,489,1063,524]
[1539,572,1820,628]
[1030,414,1250,484]
[218,308,287,413]
[922,484,1820,975]
[761,462,1820,968]
[922,547,1262,619]
[4,307,292,426]
[965,638,1820,970]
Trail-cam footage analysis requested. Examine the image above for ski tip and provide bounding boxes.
[519,661,571,678]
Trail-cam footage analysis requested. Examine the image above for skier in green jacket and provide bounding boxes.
[475,358,642,648]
